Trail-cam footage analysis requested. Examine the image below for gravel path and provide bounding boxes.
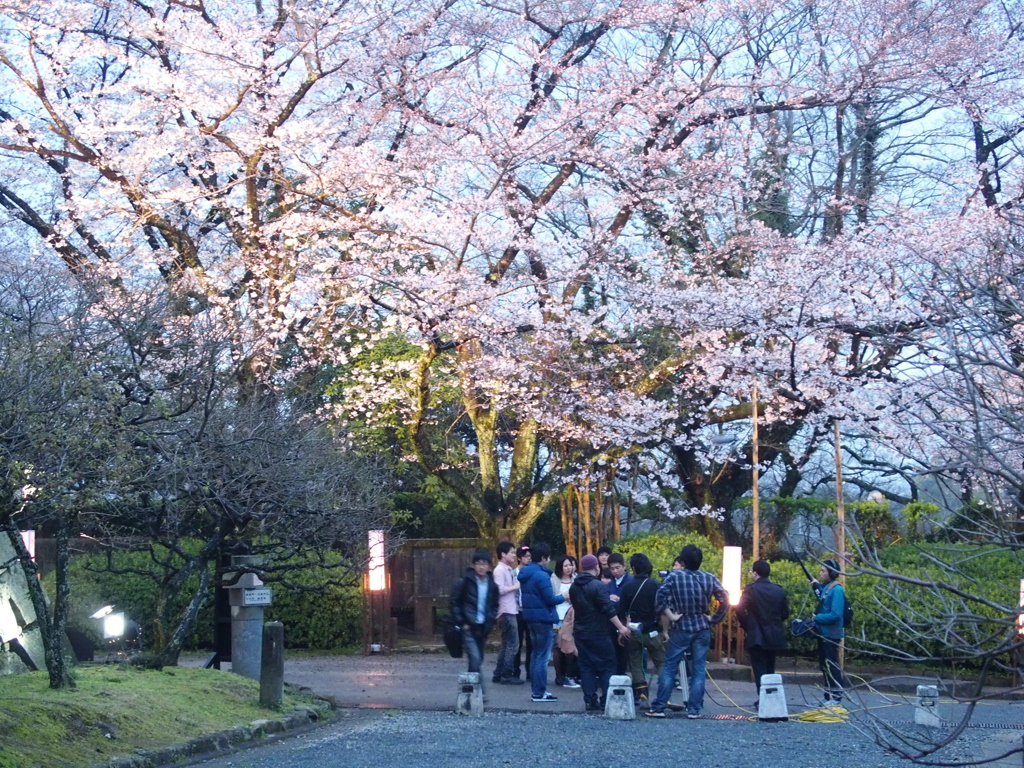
[195,709,1019,768]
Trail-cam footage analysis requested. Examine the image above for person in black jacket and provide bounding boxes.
[450,551,500,677]
[570,554,632,711]
[735,559,789,702]
[617,553,664,706]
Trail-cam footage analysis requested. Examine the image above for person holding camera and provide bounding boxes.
[617,553,664,707]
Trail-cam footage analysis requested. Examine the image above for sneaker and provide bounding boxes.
[564,678,581,689]
[555,678,564,686]
[686,712,700,719]
[666,701,686,712]
[644,709,666,718]
[500,677,525,685]
[532,692,558,702]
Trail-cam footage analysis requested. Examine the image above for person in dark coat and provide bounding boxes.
[570,554,633,711]
[449,550,500,677]
[735,559,789,701]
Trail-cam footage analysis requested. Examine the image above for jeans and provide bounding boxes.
[527,621,554,698]
[575,634,616,708]
[817,637,846,700]
[651,626,711,714]
[494,614,519,680]
[463,624,489,674]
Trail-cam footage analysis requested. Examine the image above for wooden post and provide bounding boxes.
[834,418,846,669]
[752,386,760,563]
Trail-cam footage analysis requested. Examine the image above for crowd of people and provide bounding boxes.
[449,541,849,717]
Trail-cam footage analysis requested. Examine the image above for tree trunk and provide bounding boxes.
[49,520,75,689]
[157,564,212,667]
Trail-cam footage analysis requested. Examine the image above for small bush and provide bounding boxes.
[57,547,364,653]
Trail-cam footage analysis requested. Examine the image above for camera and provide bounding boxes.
[658,569,669,578]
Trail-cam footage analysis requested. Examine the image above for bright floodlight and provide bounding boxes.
[19,530,35,560]
[103,612,125,639]
[368,530,386,591]
[90,605,114,619]
[1018,579,1023,637]
[722,546,743,606]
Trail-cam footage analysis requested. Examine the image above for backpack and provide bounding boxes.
[842,594,854,628]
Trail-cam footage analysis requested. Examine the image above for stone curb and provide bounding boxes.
[90,696,336,768]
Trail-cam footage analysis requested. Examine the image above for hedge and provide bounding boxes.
[614,531,1022,664]
[52,548,364,653]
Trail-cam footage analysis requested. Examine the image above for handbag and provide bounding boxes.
[444,577,465,658]
[443,618,463,658]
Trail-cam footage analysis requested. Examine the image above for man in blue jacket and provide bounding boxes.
[517,542,566,702]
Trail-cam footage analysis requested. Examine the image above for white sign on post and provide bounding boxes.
[241,587,272,606]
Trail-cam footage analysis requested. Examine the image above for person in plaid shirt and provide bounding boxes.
[645,544,728,719]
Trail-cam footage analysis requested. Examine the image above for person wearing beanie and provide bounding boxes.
[735,560,789,704]
[570,553,632,711]
[810,558,847,702]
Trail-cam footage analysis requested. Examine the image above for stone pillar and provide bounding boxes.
[914,685,941,728]
[228,555,264,681]
[456,672,483,715]
[604,675,636,719]
[259,622,284,709]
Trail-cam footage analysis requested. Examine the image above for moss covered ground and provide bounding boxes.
[0,665,308,768]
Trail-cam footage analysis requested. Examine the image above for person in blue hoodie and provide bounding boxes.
[811,558,847,703]
[517,542,567,702]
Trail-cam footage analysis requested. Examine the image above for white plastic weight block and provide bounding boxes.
[757,673,789,722]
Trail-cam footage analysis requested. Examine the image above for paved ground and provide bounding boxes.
[181,654,1024,767]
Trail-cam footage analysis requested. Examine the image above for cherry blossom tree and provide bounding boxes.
[0,0,1020,547]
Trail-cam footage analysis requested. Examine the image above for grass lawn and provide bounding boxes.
[0,665,312,768]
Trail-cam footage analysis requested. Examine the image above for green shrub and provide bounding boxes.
[55,548,364,653]
[609,532,1022,665]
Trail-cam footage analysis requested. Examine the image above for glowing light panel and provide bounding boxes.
[722,546,743,606]
[368,531,386,591]
[19,530,34,561]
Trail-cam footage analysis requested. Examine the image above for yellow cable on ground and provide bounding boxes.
[795,703,849,723]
